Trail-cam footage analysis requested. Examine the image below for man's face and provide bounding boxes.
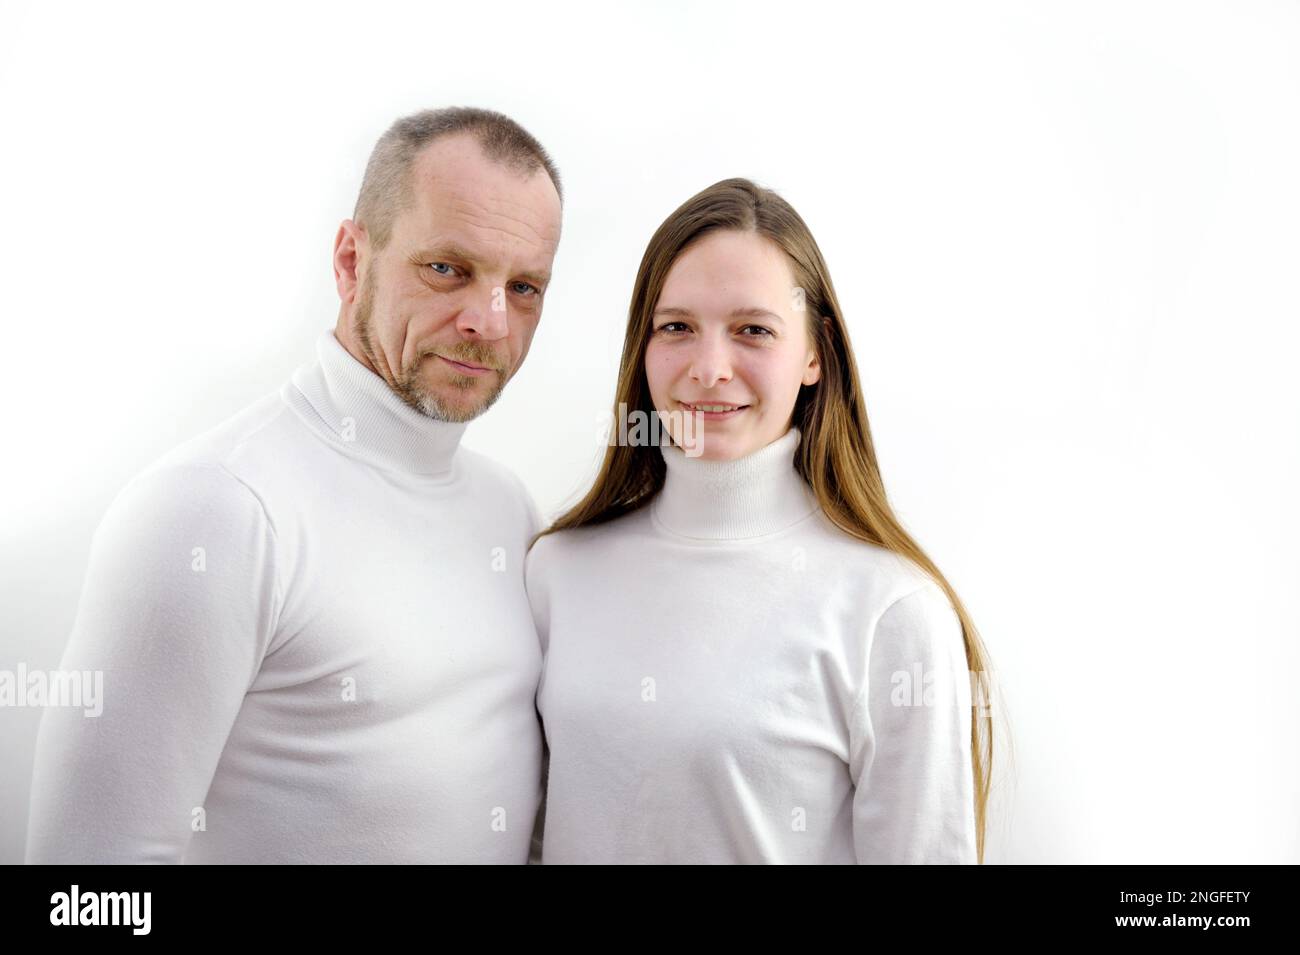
[335,132,562,422]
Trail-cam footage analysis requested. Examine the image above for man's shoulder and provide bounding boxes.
[454,445,541,532]
[106,389,297,529]
[146,388,294,476]
[453,445,537,506]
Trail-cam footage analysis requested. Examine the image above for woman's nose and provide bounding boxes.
[688,337,733,388]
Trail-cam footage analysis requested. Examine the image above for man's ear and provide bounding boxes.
[332,219,368,304]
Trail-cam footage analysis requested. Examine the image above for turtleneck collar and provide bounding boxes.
[282,329,469,478]
[650,426,820,541]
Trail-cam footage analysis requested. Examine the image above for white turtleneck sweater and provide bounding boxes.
[25,329,544,864]
[526,426,978,864]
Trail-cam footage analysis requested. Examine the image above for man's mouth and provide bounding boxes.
[437,355,496,377]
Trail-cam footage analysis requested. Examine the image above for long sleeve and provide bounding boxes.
[523,537,551,864]
[25,463,281,864]
[527,741,548,864]
[848,582,978,864]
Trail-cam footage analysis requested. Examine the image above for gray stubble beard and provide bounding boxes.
[353,272,507,424]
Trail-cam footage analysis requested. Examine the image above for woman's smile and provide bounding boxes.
[676,399,750,420]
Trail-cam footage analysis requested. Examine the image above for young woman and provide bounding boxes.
[526,178,998,864]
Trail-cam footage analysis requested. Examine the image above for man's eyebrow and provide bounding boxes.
[652,305,785,324]
[415,243,550,288]
[516,267,552,288]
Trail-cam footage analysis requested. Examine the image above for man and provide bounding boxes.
[25,107,562,863]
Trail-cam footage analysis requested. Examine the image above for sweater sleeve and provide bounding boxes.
[522,537,551,864]
[848,582,978,864]
[24,463,281,864]
[522,487,543,543]
[527,741,549,865]
[523,538,551,655]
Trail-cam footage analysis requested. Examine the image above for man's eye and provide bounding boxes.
[511,281,540,296]
[428,263,456,276]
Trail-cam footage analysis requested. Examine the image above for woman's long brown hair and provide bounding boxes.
[532,177,1006,863]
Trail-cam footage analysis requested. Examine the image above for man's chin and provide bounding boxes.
[413,386,500,423]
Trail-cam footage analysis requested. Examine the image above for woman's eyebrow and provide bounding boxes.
[731,306,785,324]
[653,305,785,324]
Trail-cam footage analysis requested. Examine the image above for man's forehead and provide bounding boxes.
[407,135,561,243]
[401,200,558,274]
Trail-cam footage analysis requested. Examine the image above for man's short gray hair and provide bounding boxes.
[353,106,562,252]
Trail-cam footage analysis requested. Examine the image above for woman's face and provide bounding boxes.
[645,229,821,461]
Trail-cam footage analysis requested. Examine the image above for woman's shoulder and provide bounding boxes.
[800,509,945,610]
[799,518,963,678]
[526,504,656,568]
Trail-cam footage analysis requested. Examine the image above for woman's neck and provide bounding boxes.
[650,426,819,540]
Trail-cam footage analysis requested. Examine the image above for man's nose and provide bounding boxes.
[455,284,510,341]
[689,336,733,389]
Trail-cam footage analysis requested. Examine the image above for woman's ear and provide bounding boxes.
[803,349,822,386]
[802,316,831,386]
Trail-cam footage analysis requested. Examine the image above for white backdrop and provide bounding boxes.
[2,0,1297,864]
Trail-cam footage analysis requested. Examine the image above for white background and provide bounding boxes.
[1,0,1297,864]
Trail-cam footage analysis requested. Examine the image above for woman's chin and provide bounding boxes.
[692,429,759,461]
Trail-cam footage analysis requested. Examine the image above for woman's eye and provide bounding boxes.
[741,325,773,337]
[656,322,688,334]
